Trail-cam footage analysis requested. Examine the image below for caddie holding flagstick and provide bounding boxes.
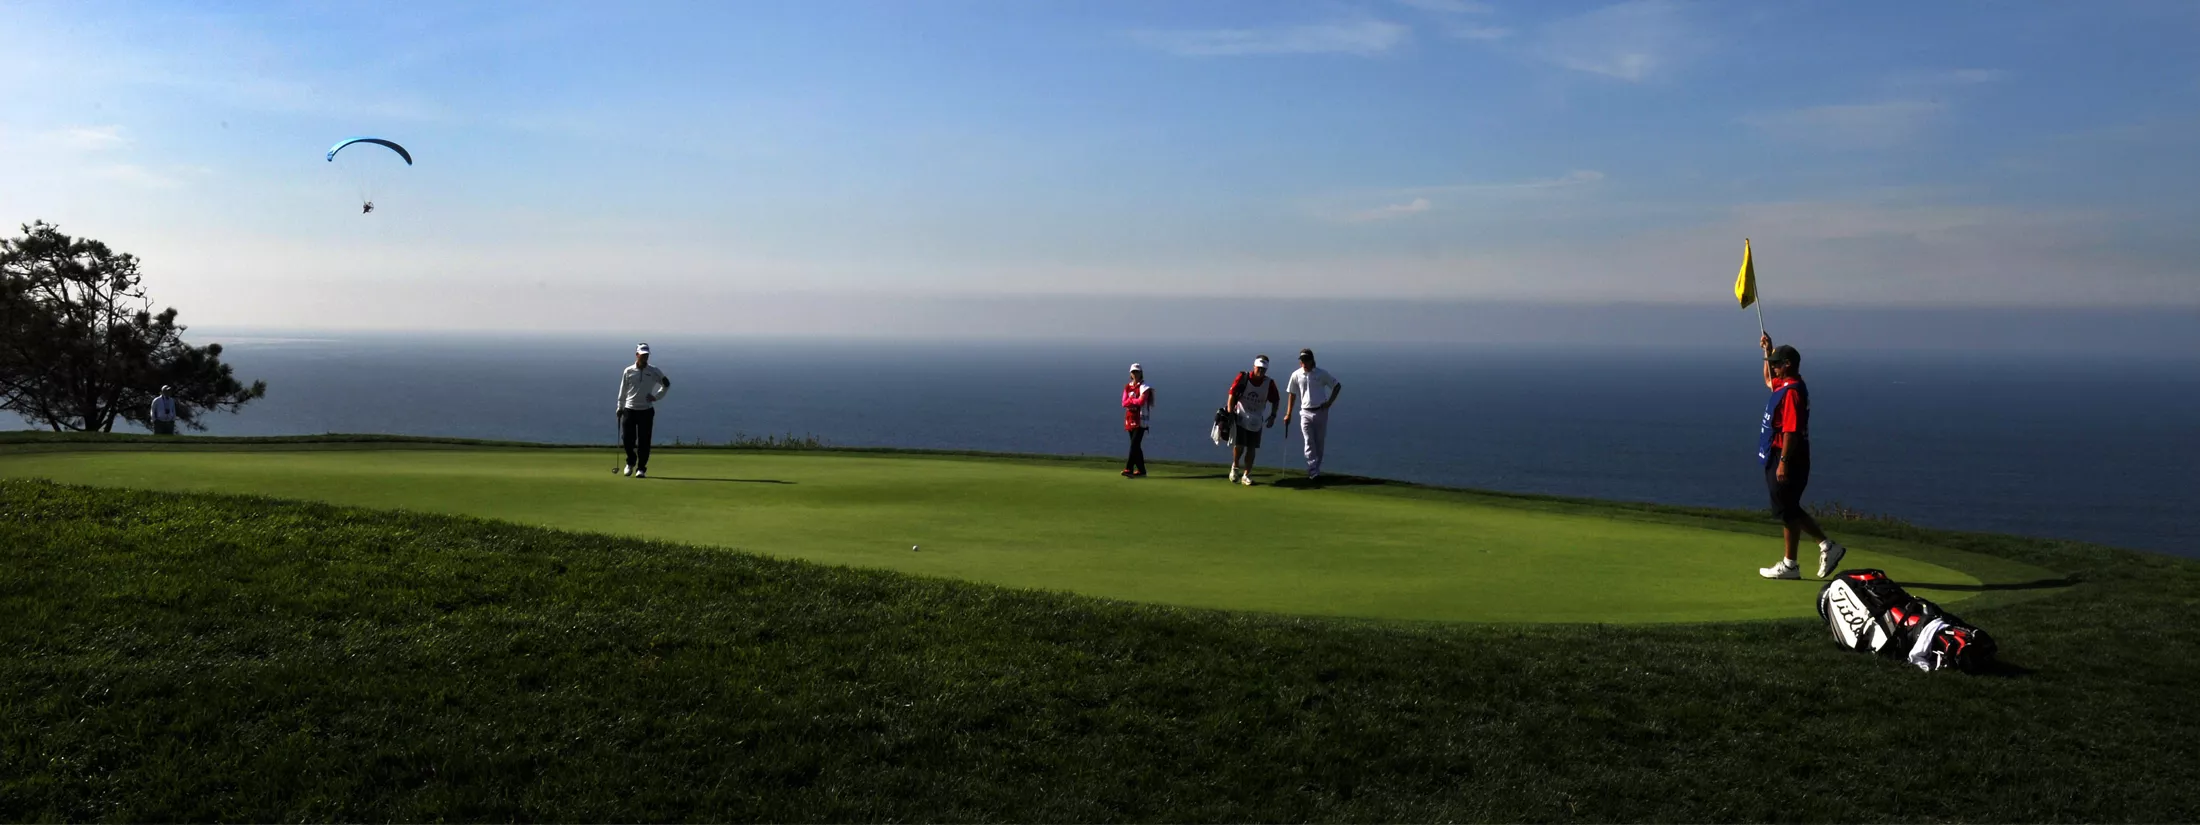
[1737,240,1850,580]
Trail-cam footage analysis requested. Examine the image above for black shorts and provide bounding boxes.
[1231,425,1263,449]
[1765,447,1812,522]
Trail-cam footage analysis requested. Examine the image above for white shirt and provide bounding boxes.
[150,395,176,422]
[617,364,671,410]
[1288,366,1340,411]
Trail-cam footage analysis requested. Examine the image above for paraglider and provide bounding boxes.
[325,137,413,165]
[326,137,410,213]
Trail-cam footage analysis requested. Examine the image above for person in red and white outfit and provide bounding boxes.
[1121,363,1154,478]
[1222,355,1282,486]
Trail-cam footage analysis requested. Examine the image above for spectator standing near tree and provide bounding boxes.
[149,385,177,436]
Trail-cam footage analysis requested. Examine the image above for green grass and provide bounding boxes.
[0,443,2054,624]
[3,475,2197,821]
[2,436,2193,821]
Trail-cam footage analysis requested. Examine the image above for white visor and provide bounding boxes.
[636,343,651,355]
[1253,357,1269,369]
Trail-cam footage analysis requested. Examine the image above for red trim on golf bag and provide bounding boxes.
[1818,569,1997,672]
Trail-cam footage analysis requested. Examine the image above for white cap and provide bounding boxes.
[636,343,651,355]
[1253,356,1269,369]
[159,384,172,392]
[1128,362,1142,373]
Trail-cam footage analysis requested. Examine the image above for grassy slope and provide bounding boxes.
[2,478,2196,822]
[0,444,2035,624]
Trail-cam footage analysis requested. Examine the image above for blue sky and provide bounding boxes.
[1,1,2196,333]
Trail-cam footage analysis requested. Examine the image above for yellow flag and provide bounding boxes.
[1734,239,1757,308]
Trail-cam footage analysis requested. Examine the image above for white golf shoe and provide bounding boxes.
[634,468,647,479]
[618,464,633,476]
[1240,473,1256,487]
[1817,540,1849,579]
[1758,558,1801,579]
[1228,468,1239,483]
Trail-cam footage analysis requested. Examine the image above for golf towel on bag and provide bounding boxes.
[1818,569,1998,672]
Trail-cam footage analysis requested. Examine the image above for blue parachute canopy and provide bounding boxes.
[325,137,413,165]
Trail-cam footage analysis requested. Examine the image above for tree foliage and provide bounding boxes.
[0,221,266,432]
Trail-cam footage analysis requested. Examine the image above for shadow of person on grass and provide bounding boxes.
[1272,475,1388,490]
[646,477,795,484]
[1895,577,2078,592]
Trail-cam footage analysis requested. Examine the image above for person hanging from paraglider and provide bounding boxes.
[326,137,411,213]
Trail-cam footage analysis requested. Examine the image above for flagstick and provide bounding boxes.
[1745,237,1766,336]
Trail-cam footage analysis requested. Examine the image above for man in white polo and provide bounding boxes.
[149,385,178,436]
[615,343,671,478]
[1285,348,1343,481]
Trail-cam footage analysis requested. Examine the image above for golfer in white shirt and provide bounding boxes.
[615,343,671,478]
[1285,348,1343,481]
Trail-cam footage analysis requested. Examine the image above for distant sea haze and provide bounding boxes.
[75,333,2200,559]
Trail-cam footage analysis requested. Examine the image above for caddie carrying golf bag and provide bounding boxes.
[1818,569,1997,673]
[1210,407,1234,446]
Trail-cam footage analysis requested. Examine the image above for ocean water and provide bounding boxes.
[83,333,2200,558]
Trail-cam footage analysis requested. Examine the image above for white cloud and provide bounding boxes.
[1345,198,1434,223]
[41,125,129,151]
[87,163,213,189]
[1133,20,1410,57]
[1394,0,1494,13]
[1412,168,1605,195]
[1742,101,1945,149]
[1894,68,2007,87]
[1450,25,1515,41]
[1534,0,1692,82]
[1316,170,1603,223]
[90,164,180,188]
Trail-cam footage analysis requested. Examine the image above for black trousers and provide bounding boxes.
[1125,427,1147,474]
[619,408,656,470]
[1765,446,1812,524]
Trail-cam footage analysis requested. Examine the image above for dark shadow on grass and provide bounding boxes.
[646,477,796,485]
[1273,475,1391,490]
[1896,577,2078,593]
[1969,659,2038,679]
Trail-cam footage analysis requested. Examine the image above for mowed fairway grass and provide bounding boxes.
[8,436,2197,822]
[0,442,2026,623]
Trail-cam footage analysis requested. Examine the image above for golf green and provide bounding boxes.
[0,445,2035,623]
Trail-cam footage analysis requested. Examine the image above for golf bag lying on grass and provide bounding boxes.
[1817,569,1997,673]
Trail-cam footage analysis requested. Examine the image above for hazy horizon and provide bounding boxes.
[189,298,2200,357]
